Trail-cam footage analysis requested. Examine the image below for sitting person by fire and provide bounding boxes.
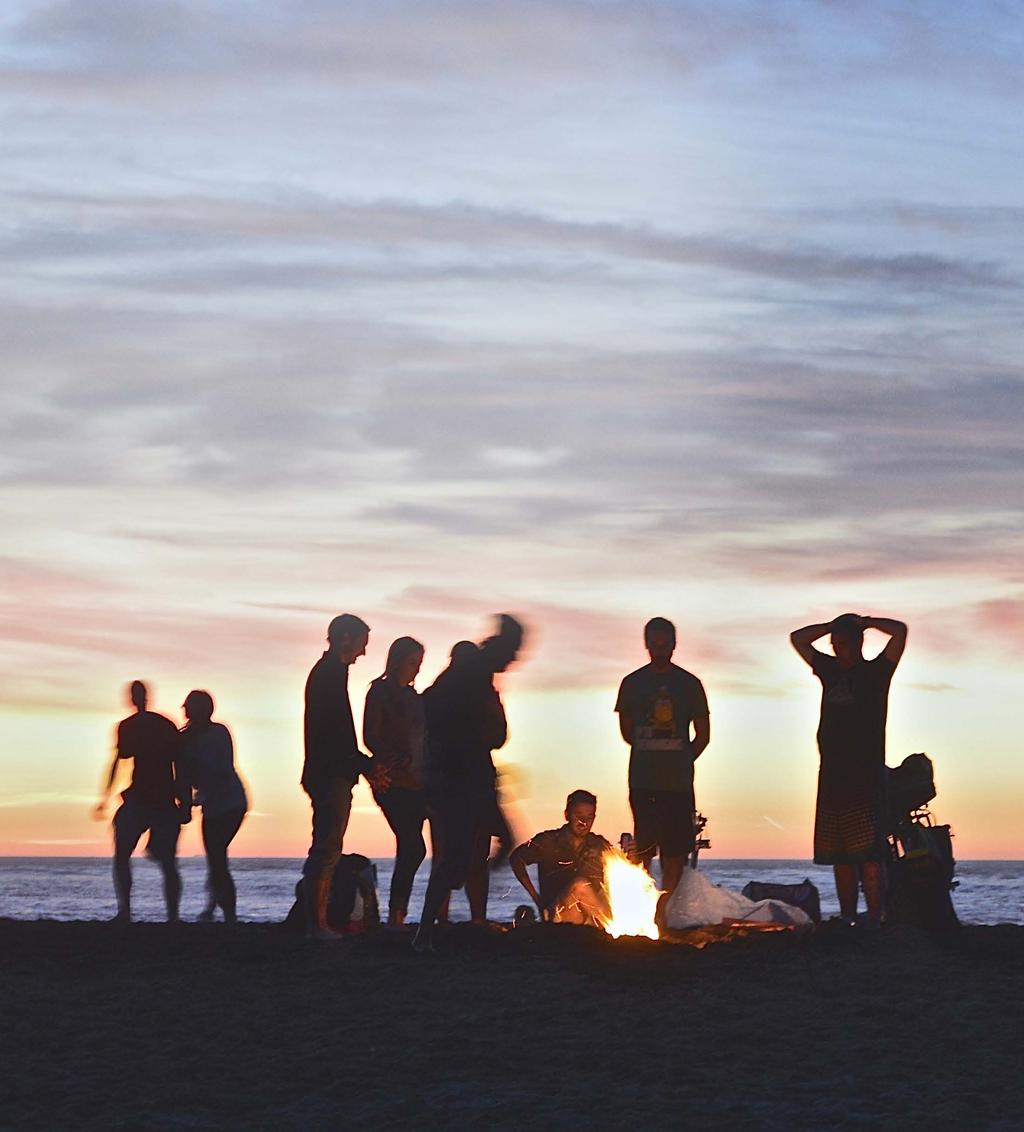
[509,789,612,926]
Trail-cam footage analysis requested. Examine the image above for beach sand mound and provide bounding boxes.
[1,919,1022,1130]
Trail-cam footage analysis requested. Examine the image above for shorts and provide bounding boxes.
[630,789,695,859]
[113,796,181,863]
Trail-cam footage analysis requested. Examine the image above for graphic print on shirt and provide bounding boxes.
[823,673,857,707]
[636,684,684,752]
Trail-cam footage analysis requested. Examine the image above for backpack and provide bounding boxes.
[741,879,821,923]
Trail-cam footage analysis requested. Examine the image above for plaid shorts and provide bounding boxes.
[813,791,886,865]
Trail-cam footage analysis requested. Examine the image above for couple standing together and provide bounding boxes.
[96,681,248,924]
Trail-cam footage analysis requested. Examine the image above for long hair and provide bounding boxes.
[183,689,214,733]
[370,636,424,686]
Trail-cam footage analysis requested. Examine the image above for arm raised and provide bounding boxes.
[789,622,832,667]
[864,616,908,666]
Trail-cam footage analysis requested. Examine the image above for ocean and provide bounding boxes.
[1,857,1021,925]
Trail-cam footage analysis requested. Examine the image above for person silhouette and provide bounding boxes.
[615,618,710,909]
[510,789,612,925]
[413,614,525,954]
[790,613,908,926]
[300,614,389,940]
[94,680,190,923]
[180,690,248,925]
[363,637,428,929]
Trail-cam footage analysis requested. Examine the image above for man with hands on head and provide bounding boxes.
[790,613,908,927]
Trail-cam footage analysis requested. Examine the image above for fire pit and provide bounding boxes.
[600,851,661,940]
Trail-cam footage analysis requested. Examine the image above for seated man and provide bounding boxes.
[509,789,612,925]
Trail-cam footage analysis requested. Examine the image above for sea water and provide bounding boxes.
[0,857,1021,925]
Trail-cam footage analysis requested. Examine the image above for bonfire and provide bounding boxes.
[600,850,661,940]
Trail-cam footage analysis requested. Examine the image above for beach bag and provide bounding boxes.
[887,753,936,826]
[888,821,958,930]
[741,879,821,923]
[284,854,381,933]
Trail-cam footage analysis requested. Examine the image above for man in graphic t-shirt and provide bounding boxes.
[615,618,710,905]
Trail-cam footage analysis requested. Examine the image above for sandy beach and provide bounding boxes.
[1,919,1021,1130]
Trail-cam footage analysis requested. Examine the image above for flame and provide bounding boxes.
[600,851,661,940]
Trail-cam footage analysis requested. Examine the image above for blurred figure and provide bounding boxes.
[363,636,428,928]
[615,617,710,905]
[95,680,190,923]
[180,690,248,925]
[510,789,611,926]
[413,615,525,953]
[791,613,908,926]
[301,614,388,940]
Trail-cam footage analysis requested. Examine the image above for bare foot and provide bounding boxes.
[306,926,346,941]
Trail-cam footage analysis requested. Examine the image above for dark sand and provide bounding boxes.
[1,919,1022,1131]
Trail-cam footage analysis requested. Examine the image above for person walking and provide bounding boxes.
[363,636,428,929]
[95,680,190,923]
[413,615,525,953]
[180,690,248,925]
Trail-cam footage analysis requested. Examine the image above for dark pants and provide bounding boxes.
[419,786,495,930]
[202,807,246,921]
[427,786,495,892]
[113,796,181,919]
[302,778,354,882]
[376,787,427,917]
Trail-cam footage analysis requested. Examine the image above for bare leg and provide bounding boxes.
[660,854,684,901]
[552,878,610,926]
[113,852,132,921]
[157,857,181,923]
[112,807,144,922]
[413,867,450,952]
[305,875,343,940]
[466,832,491,923]
[834,864,859,922]
[861,861,885,925]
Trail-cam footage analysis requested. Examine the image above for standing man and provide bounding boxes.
[615,617,710,905]
[301,613,386,940]
[95,680,189,923]
[790,613,908,927]
[413,614,525,953]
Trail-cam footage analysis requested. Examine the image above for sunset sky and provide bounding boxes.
[2,1,1022,861]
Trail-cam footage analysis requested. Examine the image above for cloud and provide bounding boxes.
[5,191,1017,297]
[7,1,1023,105]
[972,597,1024,654]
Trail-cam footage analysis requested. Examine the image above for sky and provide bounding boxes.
[1,1,1022,862]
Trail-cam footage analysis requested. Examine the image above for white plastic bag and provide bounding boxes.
[664,869,811,930]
